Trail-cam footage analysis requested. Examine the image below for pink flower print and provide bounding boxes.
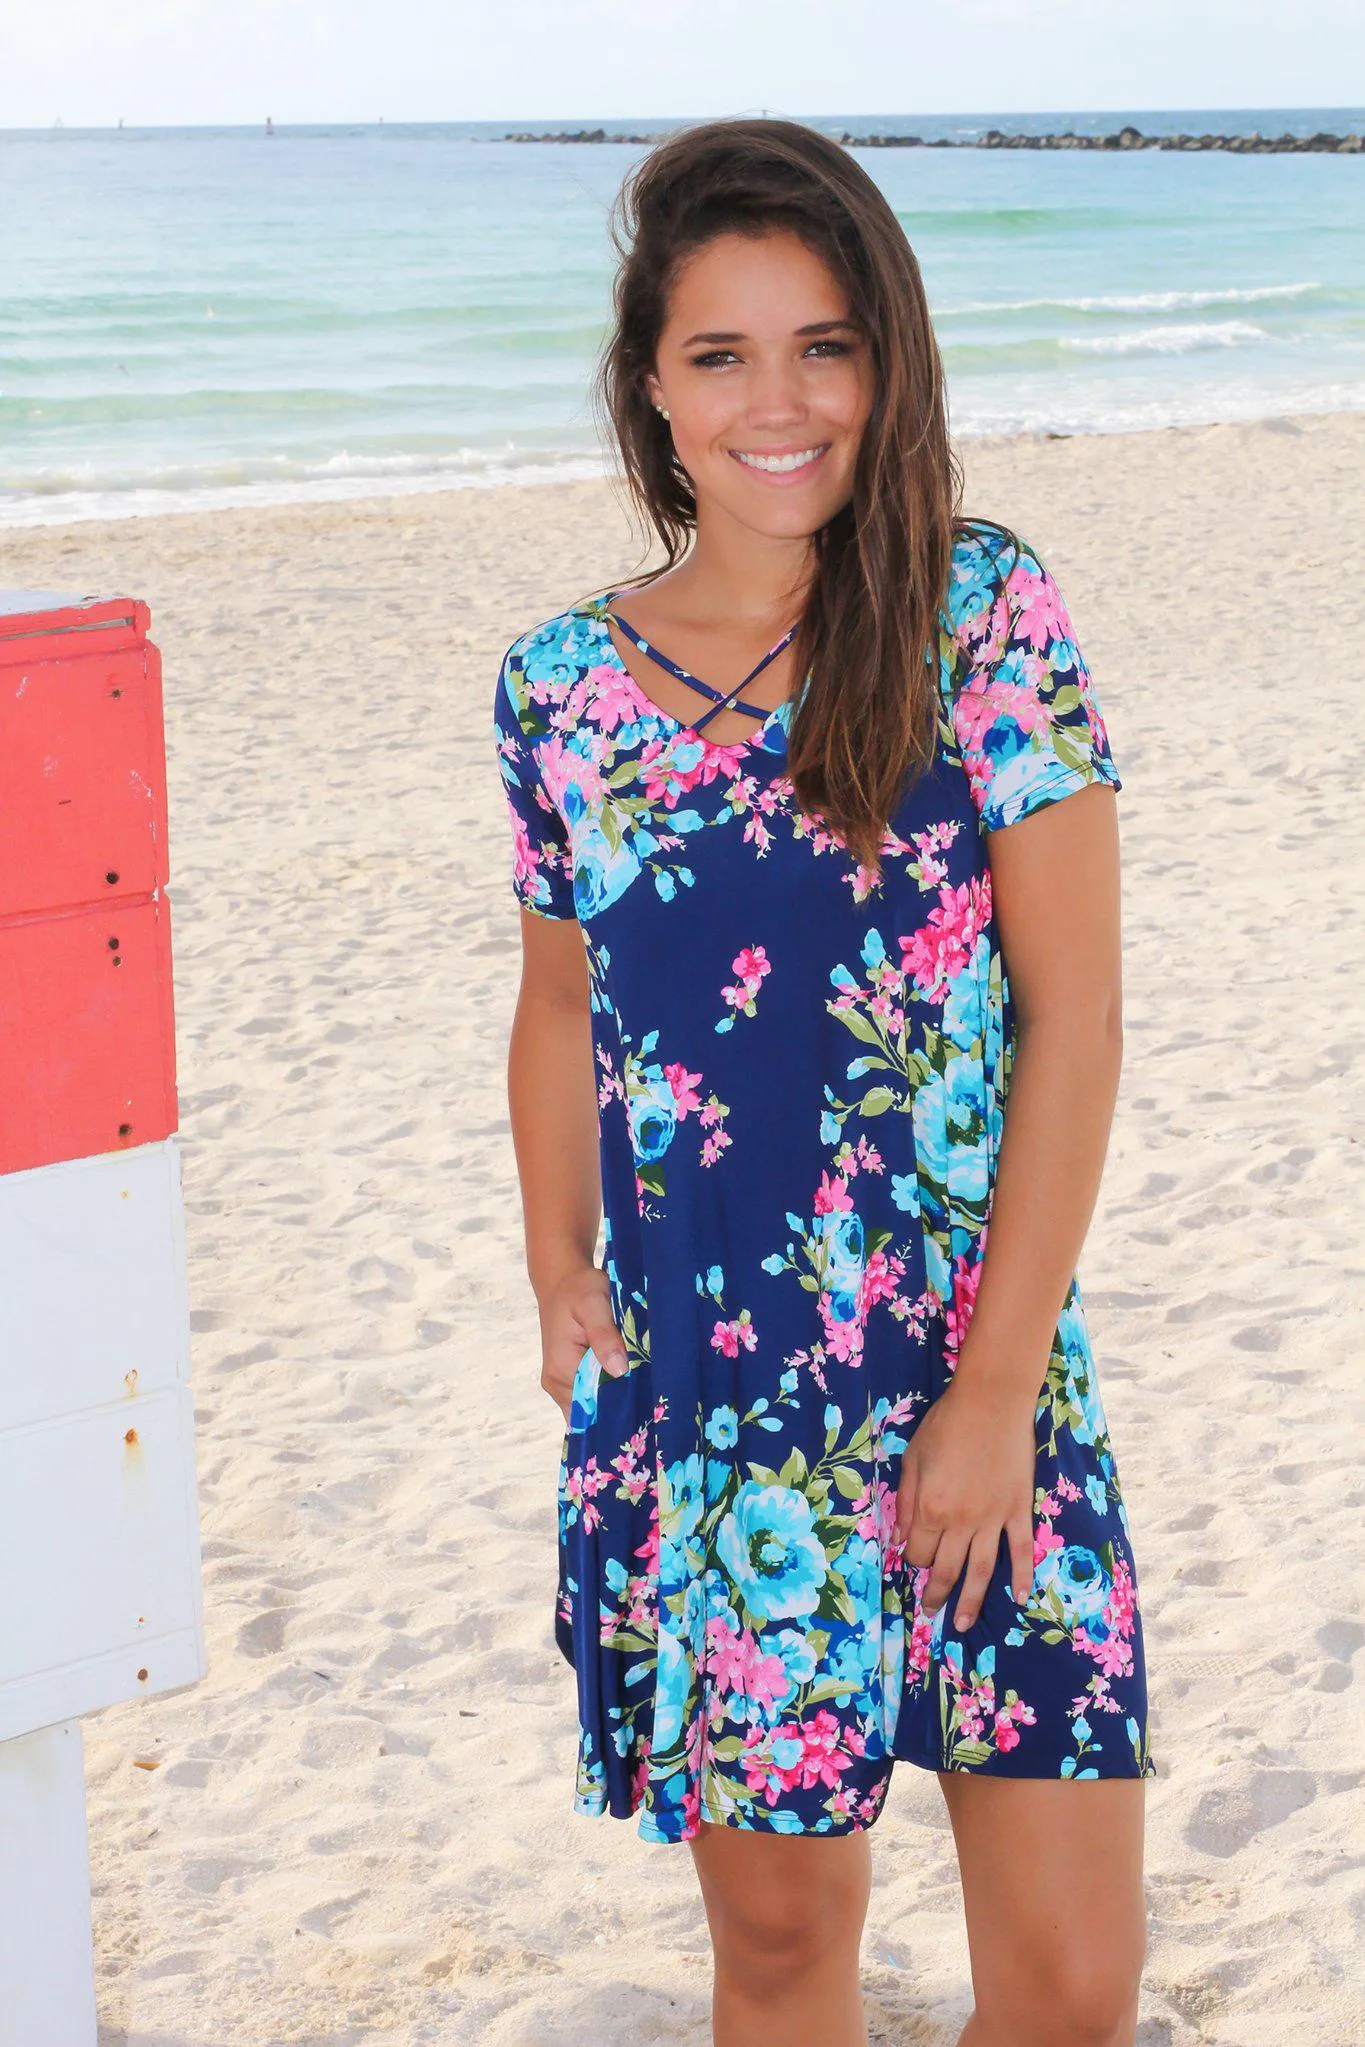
[994,1698,1036,1752]
[1087,1630,1135,1680]
[637,738,686,808]
[1056,1475,1083,1503]
[798,1710,851,1791]
[739,1726,805,1805]
[813,1170,854,1216]
[707,1617,791,1713]
[700,1131,732,1167]
[584,662,639,732]
[899,874,992,1003]
[860,1247,903,1312]
[1103,1561,1137,1639]
[907,1609,935,1682]
[664,1062,702,1118]
[696,737,749,780]
[1033,1521,1064,1568]
[634,1516,661,1579]
[846,860,882,902]
[710,1312,757,1358]
[719,944,772,1027]
[820,1309,865,1367]
[538,732,606,812]
[507,808,544,896]
[944,1248,984,1361]
[1006,558,1073,653]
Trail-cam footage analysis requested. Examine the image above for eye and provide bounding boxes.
[690,349,740,369]
[804,338,852,358]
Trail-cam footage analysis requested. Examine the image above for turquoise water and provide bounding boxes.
[1,110,1362,525]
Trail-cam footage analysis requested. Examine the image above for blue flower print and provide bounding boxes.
[705,1405,740,1450]
[716,1483,829,1624]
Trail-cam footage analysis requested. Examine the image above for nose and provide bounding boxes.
[744,353,808,428]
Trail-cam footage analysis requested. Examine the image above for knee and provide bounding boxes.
[999,1944,1145,2047]
[708,1857,868,1989]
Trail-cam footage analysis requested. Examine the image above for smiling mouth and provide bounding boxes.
[730,444,830,475]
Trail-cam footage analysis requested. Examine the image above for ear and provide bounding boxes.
[643,369,664,412]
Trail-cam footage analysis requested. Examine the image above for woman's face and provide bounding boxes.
[647,229,876,545]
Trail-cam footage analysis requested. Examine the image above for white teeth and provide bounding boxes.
[734,446,825,473]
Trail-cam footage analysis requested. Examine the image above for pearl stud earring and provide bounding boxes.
[657,403,670,421]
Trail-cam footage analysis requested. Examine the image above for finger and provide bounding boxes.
[540,1363,573,1423]
[903,1509,941,1573]
[543,1335,589,1413]
[953,1528,1001,1633]
[579,1308,627,1376]
[892,1465,917,1548]
[920,1530,968,1615]
[1006,1513,1036,1606]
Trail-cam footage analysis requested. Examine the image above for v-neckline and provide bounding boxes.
[587,602,797,759]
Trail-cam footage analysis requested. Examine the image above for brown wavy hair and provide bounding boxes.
[595,118,965,868]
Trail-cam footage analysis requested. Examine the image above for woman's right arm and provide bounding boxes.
[508,906,628,1419]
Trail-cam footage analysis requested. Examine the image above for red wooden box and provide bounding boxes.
[0,594,178,1175]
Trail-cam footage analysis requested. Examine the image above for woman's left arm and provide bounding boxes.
[894,780,1124,1630]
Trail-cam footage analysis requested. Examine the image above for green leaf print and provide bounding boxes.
[831,1464,867,1500]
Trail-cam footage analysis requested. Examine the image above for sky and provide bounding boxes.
[1,0,1362,130]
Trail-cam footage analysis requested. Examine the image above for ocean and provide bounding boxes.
[2,109,1362,527]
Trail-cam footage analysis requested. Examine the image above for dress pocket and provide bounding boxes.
[567,1342,603,1434]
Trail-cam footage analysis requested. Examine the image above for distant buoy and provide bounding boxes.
[265,115,274,136]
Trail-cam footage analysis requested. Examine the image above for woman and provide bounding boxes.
[494,120,1153,2047]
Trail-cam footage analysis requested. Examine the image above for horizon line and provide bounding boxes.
[4,102,1364,135]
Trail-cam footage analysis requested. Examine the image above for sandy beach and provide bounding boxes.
[4,408,1363,2045]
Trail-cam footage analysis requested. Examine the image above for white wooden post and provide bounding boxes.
[0,1722,99,2046]
[0,592,204,2041]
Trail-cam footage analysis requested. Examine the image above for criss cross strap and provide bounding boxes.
[605,607,796,733]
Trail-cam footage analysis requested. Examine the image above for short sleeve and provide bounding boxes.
[949,537,1121,833]
[492,646,578,919]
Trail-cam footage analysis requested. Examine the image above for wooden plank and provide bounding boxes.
[0,1142,188,1432]
[0,1723,98,2046]
[0,594,148,663]
[0,896,178,1176]
[0,640,167,919]
[0,1386,206,1742]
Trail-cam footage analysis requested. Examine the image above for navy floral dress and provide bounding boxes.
[493,523,1155,1845]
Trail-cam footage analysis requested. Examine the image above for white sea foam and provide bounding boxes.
[0,447,609,528]
[1061,320,1272,357]
[940,282,1323,317]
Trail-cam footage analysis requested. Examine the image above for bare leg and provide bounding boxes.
[687,1819,873,2047]
[939,1775,1147,2047]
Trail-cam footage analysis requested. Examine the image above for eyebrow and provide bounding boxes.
[679,318,861,346]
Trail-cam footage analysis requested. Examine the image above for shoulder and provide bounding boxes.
[944,519,1049,645]
[942,519,1089,688]
[495,595,613,729]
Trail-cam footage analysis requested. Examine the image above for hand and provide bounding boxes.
[537,1264,627,1422]
[893,1375,1036,1632]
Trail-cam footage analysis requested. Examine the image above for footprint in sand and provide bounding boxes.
[1185,1770,1316,1857]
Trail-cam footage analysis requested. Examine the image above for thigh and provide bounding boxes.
[938,1776,1146,2007]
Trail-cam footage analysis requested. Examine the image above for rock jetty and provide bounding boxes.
[502,124,1363,155]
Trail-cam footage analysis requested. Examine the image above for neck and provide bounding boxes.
[674,499,814,631]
